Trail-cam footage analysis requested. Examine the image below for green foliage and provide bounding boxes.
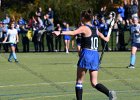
[0,0,121,25]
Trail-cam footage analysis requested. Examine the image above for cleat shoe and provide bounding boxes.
[109,91,117,100]
[127,64,135,69]
[15,59,18,63]
[8,59,12,62]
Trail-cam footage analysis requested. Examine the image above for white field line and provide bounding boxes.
[19,93,76,100]
[0,78,137,88]
[19,90,140,100]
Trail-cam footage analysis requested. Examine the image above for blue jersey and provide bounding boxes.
[63,27,71,40]
[131,24,140,43]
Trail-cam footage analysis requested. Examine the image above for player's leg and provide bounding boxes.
[8,45,13,62]
[77,45,81,56]
[75,67,87,100]
[128,46,137,68]
[89,70,117,100]
[11,45,18,62]
[89,70,109,96]
[67,40,70,53]
[65,40,68,53]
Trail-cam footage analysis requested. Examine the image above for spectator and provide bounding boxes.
[18,16,26,26]
[92,14,100,28]
[117,5,125,20]
[28,16,37,29]
[123,0,131,21]
[3,14,10,24]
[44,14,54,52]
[37,17,45,52]
[99,6,107,18]
[2,23,9,52]
[0,22,3,51]
[35,7,43,18]
[75,22,83,56]
[20,25,29,52]
[54,23,62,52]
[47,7,54,23]
[116,14,126,51]
[99,17,109,51]
[63,23,71,53]
[130,0,139,18]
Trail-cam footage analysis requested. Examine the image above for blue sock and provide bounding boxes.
[12,52,17,60]
[130,54,136,65]
[8,53,13,61]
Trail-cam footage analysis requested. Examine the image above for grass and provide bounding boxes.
[0,51,140,100]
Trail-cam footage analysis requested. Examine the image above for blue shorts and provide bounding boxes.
[77,49,100,71]
[64,35,71,40]
[10,43,16,47]
[132,43,140,48]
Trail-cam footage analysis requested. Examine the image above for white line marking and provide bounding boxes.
[19,90,140,100]
[0,78,137,88]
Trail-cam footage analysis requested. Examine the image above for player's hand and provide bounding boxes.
[2,41,6,43]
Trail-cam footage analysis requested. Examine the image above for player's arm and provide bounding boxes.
[16,33,19,43]
[3,36,8,43]
[3,31,9,43]
[97,29,110,42]
[53,26,84,36]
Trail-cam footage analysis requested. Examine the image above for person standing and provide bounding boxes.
[130,0,139,18]
[44,14,54,52]
[127,17,140,68]
[3,22,19,62]
[20,25,29,52]
[63,23,71,53]
[53,9,116,100]
[47,7,54,23]
[100,17,109,51]
[54,23,62,52]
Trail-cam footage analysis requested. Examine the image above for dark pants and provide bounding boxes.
[101,39,108,51]
[32,30,39,52]
[46,32,54,52]
[22,36,29,52]
[3,44,9,52]
[0,38,2,51]
[38,33,45,52]
[118,30,125,51]
[55,35,62,51]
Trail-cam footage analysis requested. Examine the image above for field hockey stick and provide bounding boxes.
[99,11,116,64]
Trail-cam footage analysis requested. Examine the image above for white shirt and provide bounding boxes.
[7,28,18,43]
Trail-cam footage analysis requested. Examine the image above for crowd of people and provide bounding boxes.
[0,0,139,53]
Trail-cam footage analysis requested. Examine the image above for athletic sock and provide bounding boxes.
[130,54,136,65]
[12,52,17,60]
[8,53,13,61]
[95,83,109,97]
[75,83,83,100]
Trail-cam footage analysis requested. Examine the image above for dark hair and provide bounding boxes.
[81,9,93,21]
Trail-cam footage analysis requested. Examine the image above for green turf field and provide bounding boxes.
[0,51,140,100]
